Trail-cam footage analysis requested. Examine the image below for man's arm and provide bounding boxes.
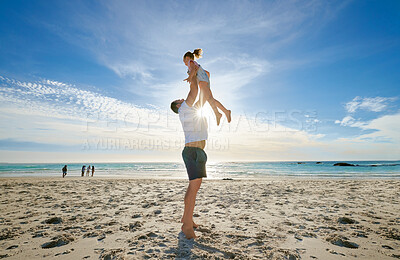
[183,61,199,83]
[187,66,197,82]
[185,76,198,107]
[193,91,206,109]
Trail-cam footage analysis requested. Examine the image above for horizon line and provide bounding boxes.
[1,159,399,164]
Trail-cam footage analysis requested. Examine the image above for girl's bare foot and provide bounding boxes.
[216,112,222,126]
[225,110,231,123]
[181,224,196,239]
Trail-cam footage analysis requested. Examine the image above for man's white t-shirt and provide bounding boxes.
[178,101,208,144]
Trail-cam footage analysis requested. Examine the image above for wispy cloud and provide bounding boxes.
[334,95,400,145]
[0,76,155,123]
[335,95,398,128]
[108,62,154,83]
[0,75,183,145]
[335,115,356,127]
[345,96,397,113]
[355,112,400,143]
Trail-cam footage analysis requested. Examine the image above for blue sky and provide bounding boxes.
[0,0,399,162]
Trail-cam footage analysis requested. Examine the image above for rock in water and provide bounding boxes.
[333,162,355,166]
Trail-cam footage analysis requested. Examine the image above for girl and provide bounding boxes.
[183,49,231,125]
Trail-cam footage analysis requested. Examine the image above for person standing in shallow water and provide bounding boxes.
[170,67,208,239]
[81,165,86,177]
[91,165,95,177]
[62,165,67,178]
[86,165,91,176]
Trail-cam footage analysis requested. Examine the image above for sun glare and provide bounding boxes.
[196,106,212,119]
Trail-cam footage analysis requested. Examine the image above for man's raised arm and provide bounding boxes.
[185,77,198,107]
[193,91,207,109]
[185,69,199,107]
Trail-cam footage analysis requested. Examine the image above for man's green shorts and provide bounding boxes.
[182,146,207,180]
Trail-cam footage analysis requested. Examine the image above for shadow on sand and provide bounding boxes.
[170,231,236,259]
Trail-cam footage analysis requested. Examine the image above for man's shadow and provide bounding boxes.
[175,231,195,259]
[167,230,235,259]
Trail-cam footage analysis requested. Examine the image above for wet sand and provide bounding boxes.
[0,177,399,259]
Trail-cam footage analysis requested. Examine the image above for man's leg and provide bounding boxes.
[182,178,202,239]
[181,178,202,226]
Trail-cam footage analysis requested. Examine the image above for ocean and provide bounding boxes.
[0,161,399,179]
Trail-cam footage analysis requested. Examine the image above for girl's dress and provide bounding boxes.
[188,60,210,86]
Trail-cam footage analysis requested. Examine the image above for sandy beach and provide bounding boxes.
[0,177,399,259]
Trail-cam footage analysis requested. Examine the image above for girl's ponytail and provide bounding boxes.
[183,48,203,60]
[193,49,203,59]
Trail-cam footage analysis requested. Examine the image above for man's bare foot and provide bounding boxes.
[181,218,199,229]
[181,224,196,239]
[216,112,222,126]
[225,110,231,123]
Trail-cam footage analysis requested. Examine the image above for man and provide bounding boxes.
[170,74,208,239]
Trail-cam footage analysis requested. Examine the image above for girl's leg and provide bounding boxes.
[198,82,222,125]
[213,99,231,123]
[199,82,231,124]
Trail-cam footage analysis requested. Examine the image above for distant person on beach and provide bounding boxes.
[81,165,86,177]
[91,165,95,177]
[183,49,231,126]
[87,165,91,176]
[62,165,67,178]
[171,69,208,239]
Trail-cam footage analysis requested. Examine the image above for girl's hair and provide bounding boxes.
[183,49,203,60]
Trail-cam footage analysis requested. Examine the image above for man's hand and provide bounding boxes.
[184,65,199,84]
